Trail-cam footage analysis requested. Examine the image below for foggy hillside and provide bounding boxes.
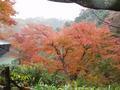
[13,17,68,31]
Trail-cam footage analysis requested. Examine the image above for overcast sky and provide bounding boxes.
[14,0,85,20]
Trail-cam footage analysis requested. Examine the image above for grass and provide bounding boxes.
[34,84,120,90]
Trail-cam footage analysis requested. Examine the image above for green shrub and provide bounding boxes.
[0,76,5,85]
[10,64,45,86]
[10,64,66,87]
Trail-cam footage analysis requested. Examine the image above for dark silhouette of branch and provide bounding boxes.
[49,0,120,11]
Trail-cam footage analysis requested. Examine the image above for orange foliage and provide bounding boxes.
[11,24,54,64]
[0,0,16,25]
[11,22,120,77]
[63,23,120,60]
[42,22,120,76]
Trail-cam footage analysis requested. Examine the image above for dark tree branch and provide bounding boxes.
[49,0,120,11]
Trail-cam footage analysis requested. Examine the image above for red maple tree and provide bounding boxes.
[11,23,120,80]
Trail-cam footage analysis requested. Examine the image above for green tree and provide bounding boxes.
[75,9,109,26]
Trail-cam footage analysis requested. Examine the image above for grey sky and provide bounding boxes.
[14,0,85,20]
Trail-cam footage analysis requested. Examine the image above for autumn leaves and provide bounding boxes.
[10,23,120,79]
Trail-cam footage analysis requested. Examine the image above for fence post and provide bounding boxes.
[4,67,11,90]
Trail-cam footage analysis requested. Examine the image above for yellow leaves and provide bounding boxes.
[86,74,103,85]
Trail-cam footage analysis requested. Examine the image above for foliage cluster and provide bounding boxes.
[0,64,66,88]
[0,0,16,25]
[74,9,109,26]
[8,22,120,86]
[0,64,120,89]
